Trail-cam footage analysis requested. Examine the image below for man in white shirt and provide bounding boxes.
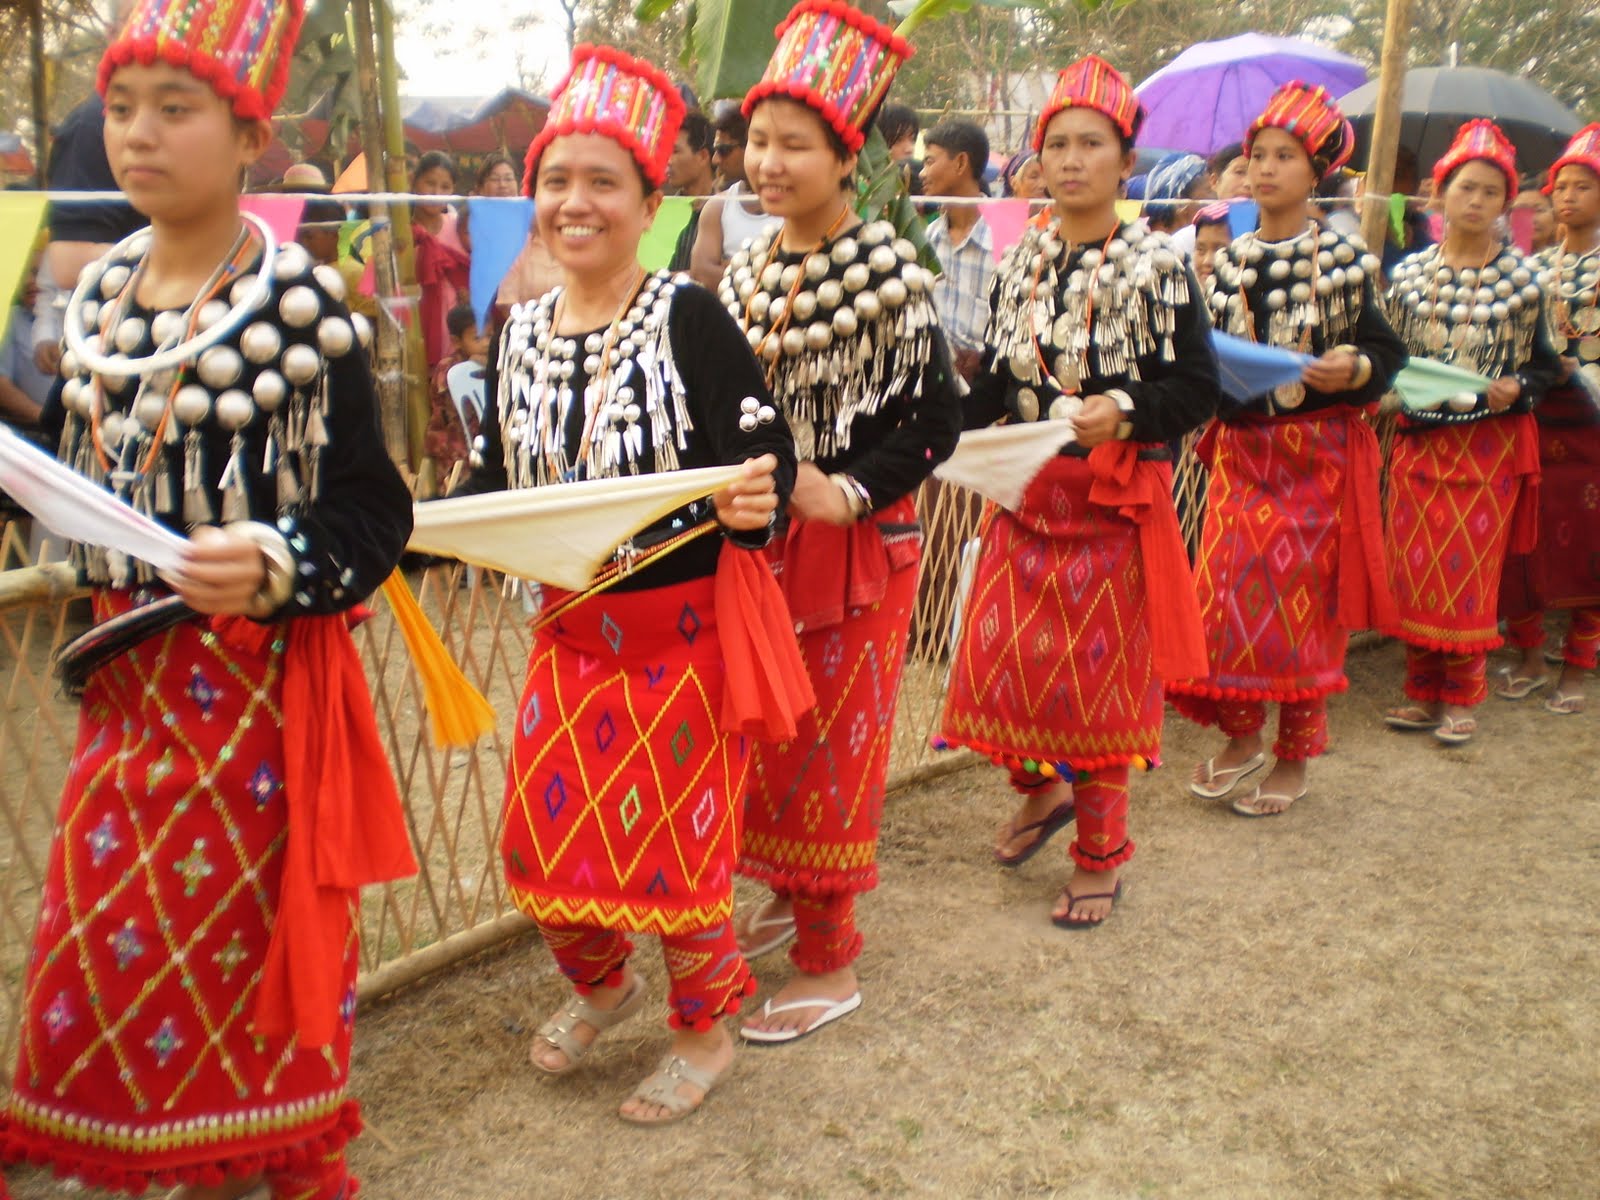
[921,119,995,382]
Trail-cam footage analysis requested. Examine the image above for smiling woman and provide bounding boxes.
[458,42,802,1129]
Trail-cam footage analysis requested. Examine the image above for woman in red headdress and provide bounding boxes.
[939,55,1218,927]
[723,0,962,1043]
[1168,83,1406,816]
[466,44,799,1123]
[1498,124,1600,715]
[0,2,416,1196]
[1382,120,1562,743]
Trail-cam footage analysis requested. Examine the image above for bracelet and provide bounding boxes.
[225,521,297,619]
[1115,420,1134,442]
[829,472,871,520]
[1105,387,1135,414]
[1333,345,1372,390]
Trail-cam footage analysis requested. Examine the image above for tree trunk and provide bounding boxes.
[351,0,410,473]
[27,0,47,183]
[1360,0,1414,254]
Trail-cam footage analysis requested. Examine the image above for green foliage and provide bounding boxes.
[855,125,941,276]
[685,0,791,100]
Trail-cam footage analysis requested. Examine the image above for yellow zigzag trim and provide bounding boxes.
[511,889,732,936]
[944,710,1152,756]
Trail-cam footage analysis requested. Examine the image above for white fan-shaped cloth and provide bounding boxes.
[933,420,1080,512]
[408,464,743,590]
[0,425,189,569]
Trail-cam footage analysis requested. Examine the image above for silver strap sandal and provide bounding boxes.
[619,1052,726,1126]
[530,977,649,1075]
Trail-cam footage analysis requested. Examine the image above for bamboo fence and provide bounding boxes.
[0,444,1228,1085]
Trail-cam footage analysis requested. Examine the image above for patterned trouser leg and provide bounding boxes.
[1505,610,1547,652]
[1404,647,1446,704]
[541,922,754,1031]
[267,1149,352,1200]
[1217,700,1267,739]
[658,920,755,1031]
[540,924,634,994]
[1273,699,1328,761]
[1563,607,1600,670]
[1069,767,1135,871]
[787,894,863,975]
[1441,652,1489,707]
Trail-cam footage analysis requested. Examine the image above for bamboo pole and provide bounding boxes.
[350,0,409,469]
[1360,0,1414,252]
[26,0,48,183]
[375,0,430,472]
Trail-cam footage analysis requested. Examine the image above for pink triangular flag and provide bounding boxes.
[240,194,307,245]
[984,199,1033,263]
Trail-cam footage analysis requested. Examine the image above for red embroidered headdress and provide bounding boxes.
[743,0,913,154]
[1546,123,1600,192]
[1433,119,1520,199]
[98,0,304,122]
[1246,80,1354,178]
[523,45,686,194]
[1034,55,1142,150]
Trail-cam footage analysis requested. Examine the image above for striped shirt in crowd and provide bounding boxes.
[926,212,995,356]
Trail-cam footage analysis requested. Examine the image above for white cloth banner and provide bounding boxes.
[408,464,743,590]
[0,425,188,569]
[932,419,1080,511]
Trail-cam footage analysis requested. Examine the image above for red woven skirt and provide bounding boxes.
[740,503,921,899]
[939,456,1162,774]
[1500,385,1600,615]
[1169,414,1355,717]
[1387,415,1537,653]
[1,595,360,1194]
[503,577,747,936]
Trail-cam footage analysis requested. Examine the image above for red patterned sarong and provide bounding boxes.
[1387,414,1540,653]
[939,456,1165,773]
[1,598,362,1194]
[503,577,748,936]
[1169,409,1394,721]
[739,498,921,899]
[1500,383,1600,618]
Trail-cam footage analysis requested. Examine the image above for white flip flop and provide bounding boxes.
[739,991,862,1044]
[736,904,797,960]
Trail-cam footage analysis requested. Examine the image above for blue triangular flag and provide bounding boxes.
[1226,200,1259,239]
[467,197,535,331]
[1210,331,1312,404]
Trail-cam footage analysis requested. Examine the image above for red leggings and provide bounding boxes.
[539,920,754,1031]
[1506,607,1600,670]
[1010,765,1135,872]
[1404,647,1489,707]
[769,893,865,975]
[1215,698,1329,760]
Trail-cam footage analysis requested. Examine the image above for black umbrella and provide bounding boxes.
[1340,66,1581,180]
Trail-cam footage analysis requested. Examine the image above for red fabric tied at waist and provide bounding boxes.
[715,541,816,743]
[777,494,920,631]
[1507,411,1541,555]
[1335,408,1399,631]
[1086,442,1208,682]
[213,611,419,1050]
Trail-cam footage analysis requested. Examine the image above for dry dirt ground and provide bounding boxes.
[9,640,1599,1199]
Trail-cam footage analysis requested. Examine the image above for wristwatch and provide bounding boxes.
[1106,388,1135,441]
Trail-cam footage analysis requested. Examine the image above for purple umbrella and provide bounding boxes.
[1135,34,1369,155]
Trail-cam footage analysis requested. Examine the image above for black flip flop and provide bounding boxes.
[993,800,1075,868]
[1050,879,1125,931]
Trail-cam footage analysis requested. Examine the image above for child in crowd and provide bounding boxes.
[426,302,488,492]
